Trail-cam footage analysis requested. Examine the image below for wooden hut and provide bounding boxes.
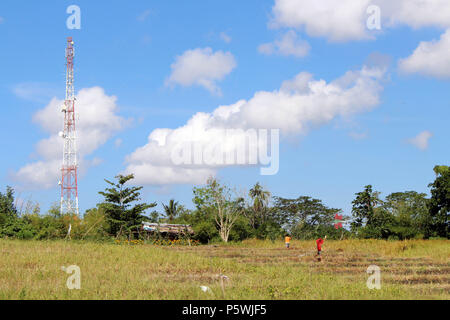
[141,222,194,239]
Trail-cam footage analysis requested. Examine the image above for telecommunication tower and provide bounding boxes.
[60,37,79,215]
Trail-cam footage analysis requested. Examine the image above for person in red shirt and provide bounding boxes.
[316,236,327,261]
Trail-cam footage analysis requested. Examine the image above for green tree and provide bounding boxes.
[428,165,450,238]
[248,182,271,228]
[81,207,109,240]
[0,186,18,226]
[20,203,65,240]
[162,199,180,222]
[273,196,342,239]
[98,174,156,238]
[148,210,160,223]
[351,185,383,231]
[383,191,429,239]
[193,177,242,243]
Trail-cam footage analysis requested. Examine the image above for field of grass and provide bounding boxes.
[0,239,448,300]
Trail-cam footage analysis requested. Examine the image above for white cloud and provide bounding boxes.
[407,131,433,151]
[269,1,450,79]
[399,29,450,78]
[13,87,128,189]
[0,17,4,24]
[270,0,450,42]
[270,0,372,42]
[259,30,310,58]
[165,47,237,95]
[381,1,450,30]
[220,32,232,44]
[125,64,386,185]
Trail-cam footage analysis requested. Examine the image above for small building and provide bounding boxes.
[141,222,194,238]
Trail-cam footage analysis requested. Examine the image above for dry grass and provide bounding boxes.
[0,239,448,300]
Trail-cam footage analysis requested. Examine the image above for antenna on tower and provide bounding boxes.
[60,37,79,216]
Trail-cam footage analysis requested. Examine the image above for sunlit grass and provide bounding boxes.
[0,239,448,300]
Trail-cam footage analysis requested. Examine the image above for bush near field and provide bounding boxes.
[1,165,448,242]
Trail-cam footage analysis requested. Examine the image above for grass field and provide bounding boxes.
[0,239,448,300]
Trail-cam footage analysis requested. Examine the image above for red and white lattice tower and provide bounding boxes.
[60,37,79,215]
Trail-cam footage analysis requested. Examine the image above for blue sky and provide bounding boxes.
[0,0,449,217]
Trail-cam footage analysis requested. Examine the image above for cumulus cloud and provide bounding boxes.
[165,47,237,95]
[268,1,450,79]
[270,0,372,42]
[13,87,128,189]
[258,30,310,58]
[381,1,450,30]
[399,29,450,78]
[125,64,386,185]
[270,0,450,42]
[407,131,433,151]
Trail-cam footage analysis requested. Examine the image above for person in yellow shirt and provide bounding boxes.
[285,235,292,249]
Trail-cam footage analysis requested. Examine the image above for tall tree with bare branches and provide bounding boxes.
[193,177,242,242]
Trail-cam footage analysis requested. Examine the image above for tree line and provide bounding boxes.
[0,165,448,242]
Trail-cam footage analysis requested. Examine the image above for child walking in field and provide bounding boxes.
[316,236,327,261]
[285,235,291,249]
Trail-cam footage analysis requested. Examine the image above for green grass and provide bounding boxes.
[0,239,448,300]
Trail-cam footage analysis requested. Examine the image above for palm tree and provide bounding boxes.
[162,199,179,222]
[249,183,271,225]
